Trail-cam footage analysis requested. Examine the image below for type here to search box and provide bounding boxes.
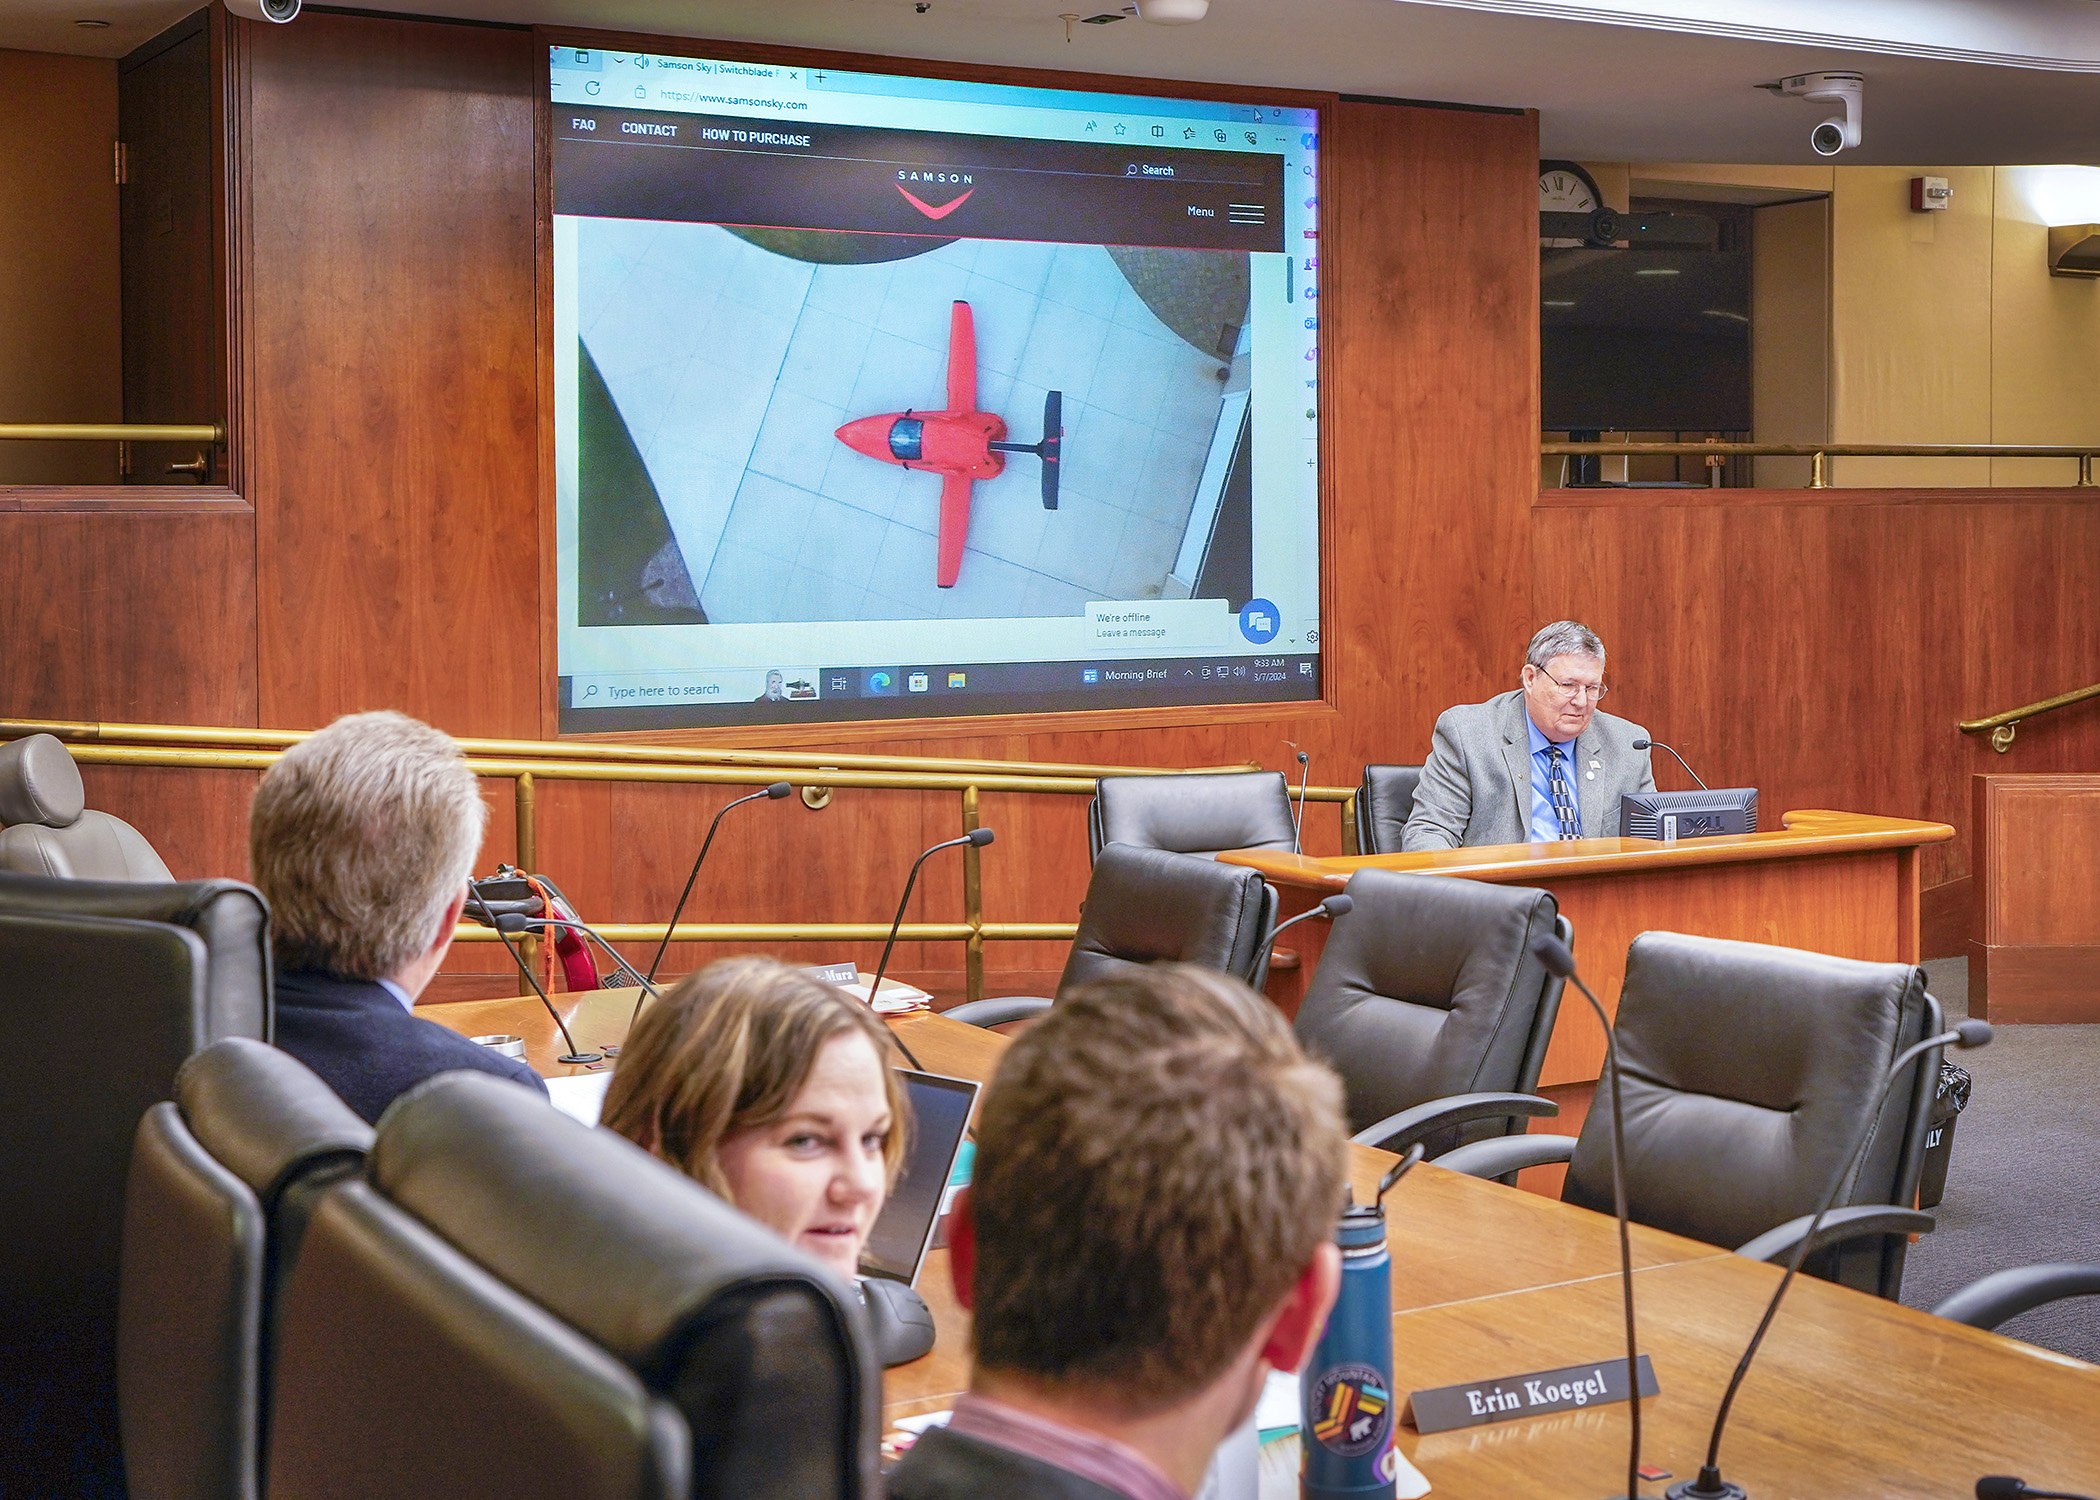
[570,669,818,707]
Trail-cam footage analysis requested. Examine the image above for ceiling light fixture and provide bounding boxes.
[1543,300,1576,307]
[1635,267,1680,276]
[1132,0,1209,23]
[2047,224,2100,277]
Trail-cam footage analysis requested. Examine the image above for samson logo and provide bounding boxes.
[895,170,976,220]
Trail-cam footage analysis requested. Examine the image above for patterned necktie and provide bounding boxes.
[1546,745,1581,841]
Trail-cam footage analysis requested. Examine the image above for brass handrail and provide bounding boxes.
[17,728,1357,1002]
[0,423,227,444]
[1959,681,2100,753]
[0,717,1248,783]
[1542,441,2098,489]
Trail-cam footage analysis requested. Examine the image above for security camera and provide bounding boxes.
[1762,70,1863,155]
[225,0,300,22]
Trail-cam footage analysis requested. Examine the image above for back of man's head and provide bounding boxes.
[249,710,487,980]
[968,964,1347,1413]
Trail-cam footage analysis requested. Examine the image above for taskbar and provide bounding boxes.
[557,654,1320,733]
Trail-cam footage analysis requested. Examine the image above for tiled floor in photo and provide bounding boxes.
[578,223,1230,624]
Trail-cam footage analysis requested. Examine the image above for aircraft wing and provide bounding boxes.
[944,300,976,414]
[936,471,972,588]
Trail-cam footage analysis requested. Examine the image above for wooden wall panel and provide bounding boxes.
[1533,494,2100,888]
[245,14,540,737]
[0,510,255,726]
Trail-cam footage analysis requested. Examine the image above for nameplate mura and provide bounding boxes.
[1406,1355,1657,1434]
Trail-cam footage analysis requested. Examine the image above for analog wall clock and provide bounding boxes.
[1539,159,1603,248]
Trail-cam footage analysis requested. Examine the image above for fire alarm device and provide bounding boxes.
[1911,176,1952,212]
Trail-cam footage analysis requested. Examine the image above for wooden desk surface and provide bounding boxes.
[1220,809,1954,893]
[425,991,2100,1495]
[1389,1254,2100,1497]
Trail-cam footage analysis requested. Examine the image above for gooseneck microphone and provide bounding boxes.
[1262,893,1352,967]
[1629,739,1708,792]
[1978,1479,2097,1500]
[866,828,995,1070]
[1672,1015,1993,1500]
[646,781,794,984]
[470,887,602,1066]
[1289,746,1312,855]
[1529,931,1645,1500]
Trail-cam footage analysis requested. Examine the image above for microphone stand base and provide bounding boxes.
[558,1051,605,1065]
[1666,1479,1747,1499]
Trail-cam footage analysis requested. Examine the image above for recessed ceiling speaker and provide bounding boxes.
[225,0,301,22]
[1134,0,1209,23]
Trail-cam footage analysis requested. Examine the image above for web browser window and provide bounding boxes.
[550,47,1322,730]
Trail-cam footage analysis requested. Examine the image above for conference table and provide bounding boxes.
[426,986,2100,1498]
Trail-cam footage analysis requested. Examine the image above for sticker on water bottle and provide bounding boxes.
[1308,1363,1392,1457]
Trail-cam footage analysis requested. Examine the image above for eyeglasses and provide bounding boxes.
[1536,669,1609,702]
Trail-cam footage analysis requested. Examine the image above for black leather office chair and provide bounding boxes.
[1440,932,1942,1301]
[943,842,1276,1028]
[119,1038,373,1500]
[269,1070,881,1500]
[0,910,211,1497]
[266,1176,690,1500]
[0,870,273,1043]
[1088,770,1298,861]
[1293,869,1569,1158]
[1931,1264,2100,1331]
[0,731,174,880]
[1354,765,1423,854]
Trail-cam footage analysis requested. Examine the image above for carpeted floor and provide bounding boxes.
[1896,958,2100,1362]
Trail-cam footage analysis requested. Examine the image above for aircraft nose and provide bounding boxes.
[835,415,892,461]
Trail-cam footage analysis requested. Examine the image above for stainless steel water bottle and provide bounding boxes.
[1300,1203,1396,1500]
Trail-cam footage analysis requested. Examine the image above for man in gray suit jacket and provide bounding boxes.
[1402,620,1655,851]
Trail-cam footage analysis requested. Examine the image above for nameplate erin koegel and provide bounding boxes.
[1406,1355,1658,1434]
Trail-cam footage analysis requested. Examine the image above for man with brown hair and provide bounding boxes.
[888,965,1349,1500]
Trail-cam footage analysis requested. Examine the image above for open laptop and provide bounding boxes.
[861,1069,978,1287]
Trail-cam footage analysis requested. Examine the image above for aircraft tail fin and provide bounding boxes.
[1038,390,1061,510]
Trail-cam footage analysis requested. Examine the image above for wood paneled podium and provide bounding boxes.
[1221,810,1954,1093]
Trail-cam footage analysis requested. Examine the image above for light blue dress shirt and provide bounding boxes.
[377,976,415,1014]
[1526,716,1582,842]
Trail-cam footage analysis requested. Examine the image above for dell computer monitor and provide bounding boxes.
[1619,787,1759,842]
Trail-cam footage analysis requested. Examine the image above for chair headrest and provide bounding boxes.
[1317,867,1557,1006]
[0,735,85,829]
[370,1071,870,1383]
[1071,843,1269,972]
[177,1037,373,1206]
[1093,771,1298,856]
[0,873,272,1044]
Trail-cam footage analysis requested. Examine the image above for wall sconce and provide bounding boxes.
[2048,224,2100,278]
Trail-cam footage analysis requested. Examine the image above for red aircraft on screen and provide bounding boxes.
[833,300,1063,588]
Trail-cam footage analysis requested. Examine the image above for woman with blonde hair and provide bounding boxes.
[603,956,910,1278]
